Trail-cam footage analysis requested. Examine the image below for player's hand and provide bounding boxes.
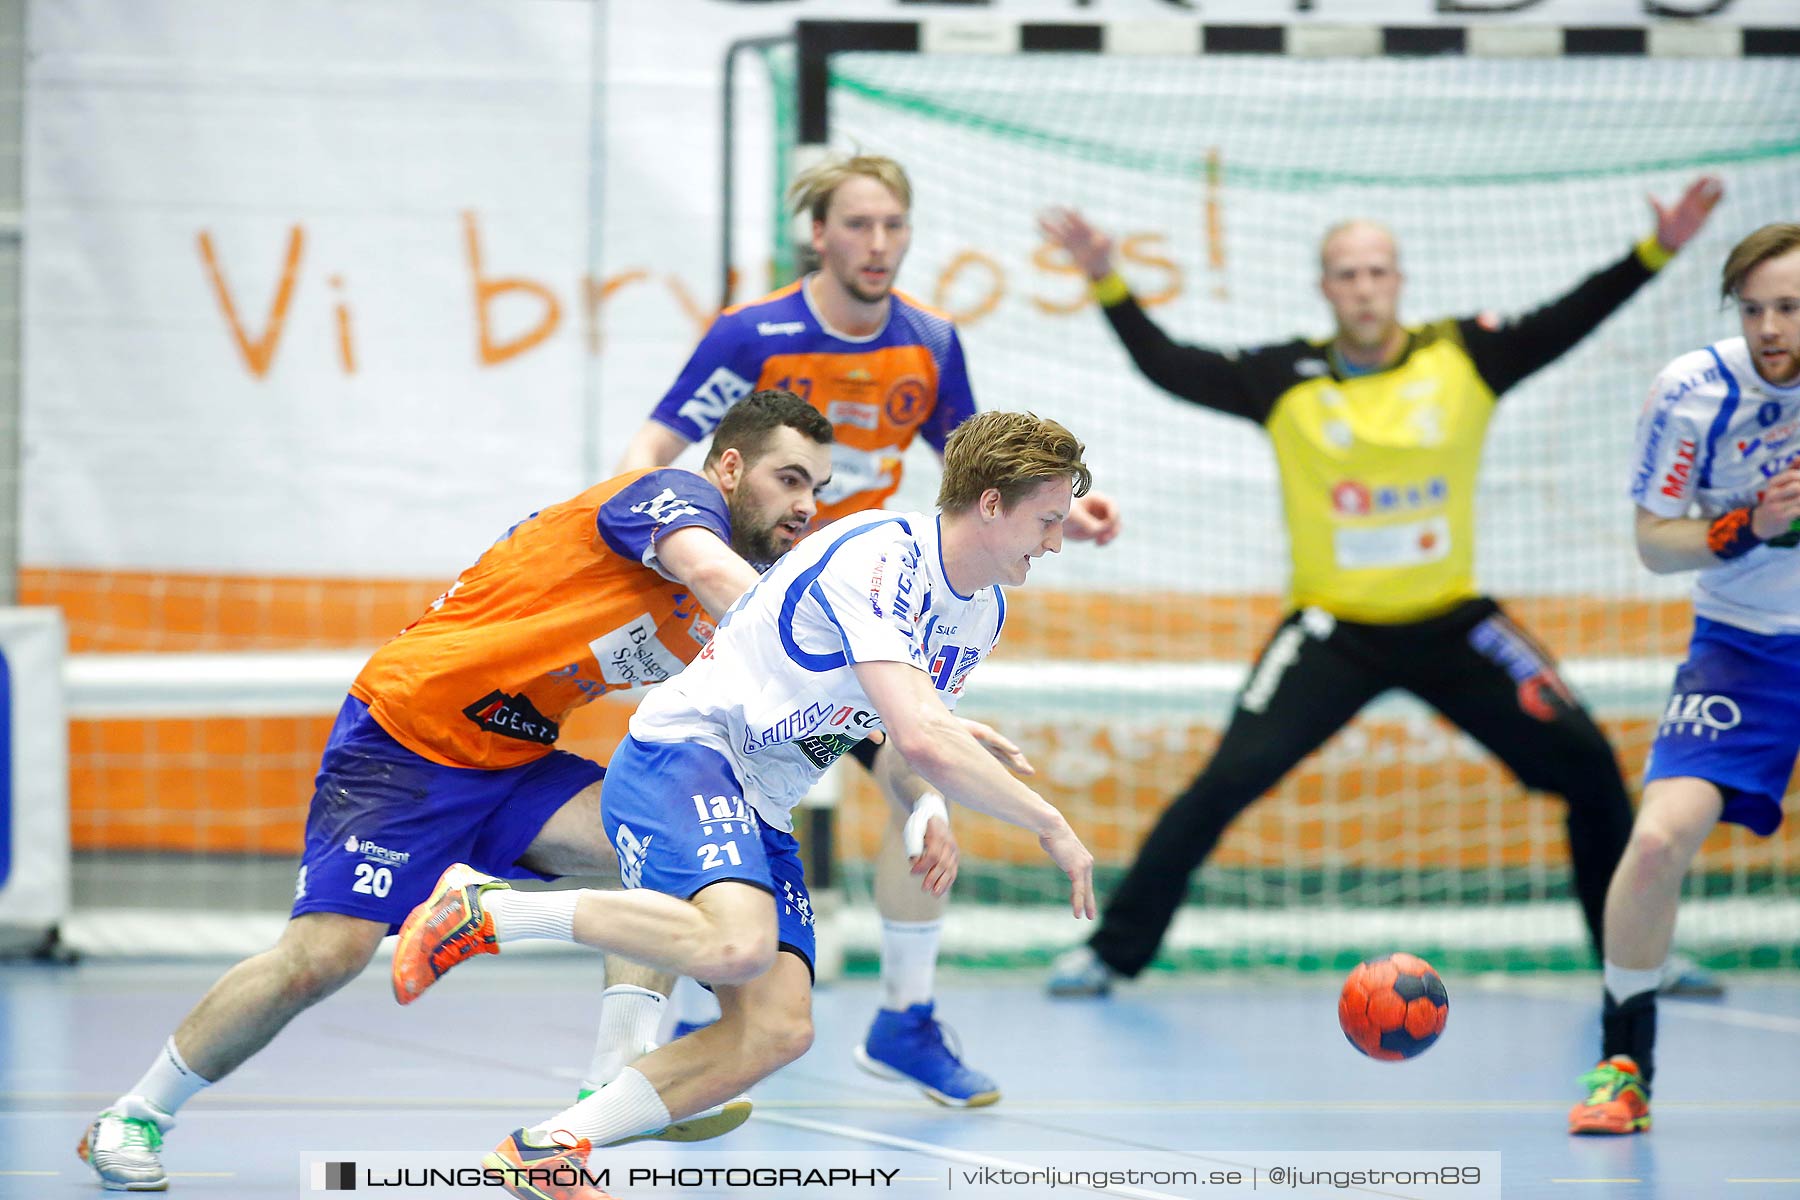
[1751,464,1800,542]
[1038,207,1115,281]
[908,814,959,897]
[959,718,1035,776]
[1065,490,1123,546]
[1038,819,1096,919]
[1651,176,1724,254]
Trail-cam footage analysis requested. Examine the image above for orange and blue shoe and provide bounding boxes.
[1568,1056,1651,1135]
[481,1128,615,1200]
[391,863,507,1005]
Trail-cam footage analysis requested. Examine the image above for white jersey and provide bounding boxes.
[1630,337,1800,635]
[629,509,1006,831]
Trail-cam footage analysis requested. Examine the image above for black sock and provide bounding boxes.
[1601,989,1656,1090]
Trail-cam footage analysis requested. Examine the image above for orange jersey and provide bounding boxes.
[350,469,732,769]
[650,280,978,523]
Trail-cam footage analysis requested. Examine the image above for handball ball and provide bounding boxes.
[1338,953,1448,1061]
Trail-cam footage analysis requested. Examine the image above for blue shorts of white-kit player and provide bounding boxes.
[1644,618,1800,836]
[291,696,607,930]
[601,734,816,977]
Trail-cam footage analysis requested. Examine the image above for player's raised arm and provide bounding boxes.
[1459,175,1724,397]
[1037,206,1269,422]
[853,657,1095,918]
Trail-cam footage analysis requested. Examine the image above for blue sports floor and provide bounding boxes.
[3,957,1798,1199]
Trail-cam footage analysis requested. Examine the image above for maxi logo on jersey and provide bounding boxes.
[1661,437,1698,499]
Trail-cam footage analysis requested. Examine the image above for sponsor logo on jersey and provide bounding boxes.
[1331,481,1372,515]
[590,614,689,688]
[1738,422,1797,459]
[688,616,716,647]
[343,834,412,865]
[676,366,755,434]
[1468,616,1572,723]
[1755,447,1800,483]
[796,730,859,770]
[1633,402,1675,501]
[1330,476,1447,516]
[630,487,702,526]
[1660,692,1742,740]
[615,822,653,890]
[743,699,836,754]
[827,399,881,430]
[1660,366,1721,406]
[757,320,806,337]
[781,879,816,928]
[462,689,559,745]
[1661,437,1697,499]
[885,377,929,426]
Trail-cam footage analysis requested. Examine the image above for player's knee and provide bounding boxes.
[1625,822,1688,885]
[689,929,778,986]
[275,919,381,1001]
[750,1005,814,1071]
[734,1000,813,1072]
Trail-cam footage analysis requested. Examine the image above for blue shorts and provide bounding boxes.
[1644,618,1800,836]
[601,735,815,977]
[291,696,605,930]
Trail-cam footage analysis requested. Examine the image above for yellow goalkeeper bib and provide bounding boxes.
[1265,320,1496,624]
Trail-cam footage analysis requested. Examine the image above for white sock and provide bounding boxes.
[484,888,581,943]
[1604,960,1663,1005]
[530,1067,671,1147]
[879,918,942,1011]
[123,1038,211,1127]
[581,985,665,1095]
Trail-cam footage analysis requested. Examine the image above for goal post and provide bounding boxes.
[732,17,1800,971]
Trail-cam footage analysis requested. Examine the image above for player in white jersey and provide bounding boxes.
[1570,223,1800,1137]
[391,411,1097,1200]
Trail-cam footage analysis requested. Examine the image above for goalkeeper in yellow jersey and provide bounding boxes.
[1040,175,1723,1000]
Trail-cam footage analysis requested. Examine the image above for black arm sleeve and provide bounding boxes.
[1457,245,1658,397]
[1100,294,1277,423]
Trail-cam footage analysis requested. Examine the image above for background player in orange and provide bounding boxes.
[78,391,833,1192]
[603,154,1120,1108]
[1039,177,1725,1002]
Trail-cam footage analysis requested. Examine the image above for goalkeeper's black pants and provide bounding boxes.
[1087,597,1634,978]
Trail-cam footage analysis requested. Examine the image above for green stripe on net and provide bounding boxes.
[828,71,1800,189]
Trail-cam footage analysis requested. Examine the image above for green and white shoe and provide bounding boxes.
[78,1100,171,1192]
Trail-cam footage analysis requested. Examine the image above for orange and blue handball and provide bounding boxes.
[1338,953,1449,1061]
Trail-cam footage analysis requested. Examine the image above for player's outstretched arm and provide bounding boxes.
[1634,468,1800,573]
[653,524,763,619]
[854,658,1095,918]
[614,420,696,473]
[1464,176,1726,397]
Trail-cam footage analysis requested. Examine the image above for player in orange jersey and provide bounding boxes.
[600,154,1119,1109]
[77,391,833,1193]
